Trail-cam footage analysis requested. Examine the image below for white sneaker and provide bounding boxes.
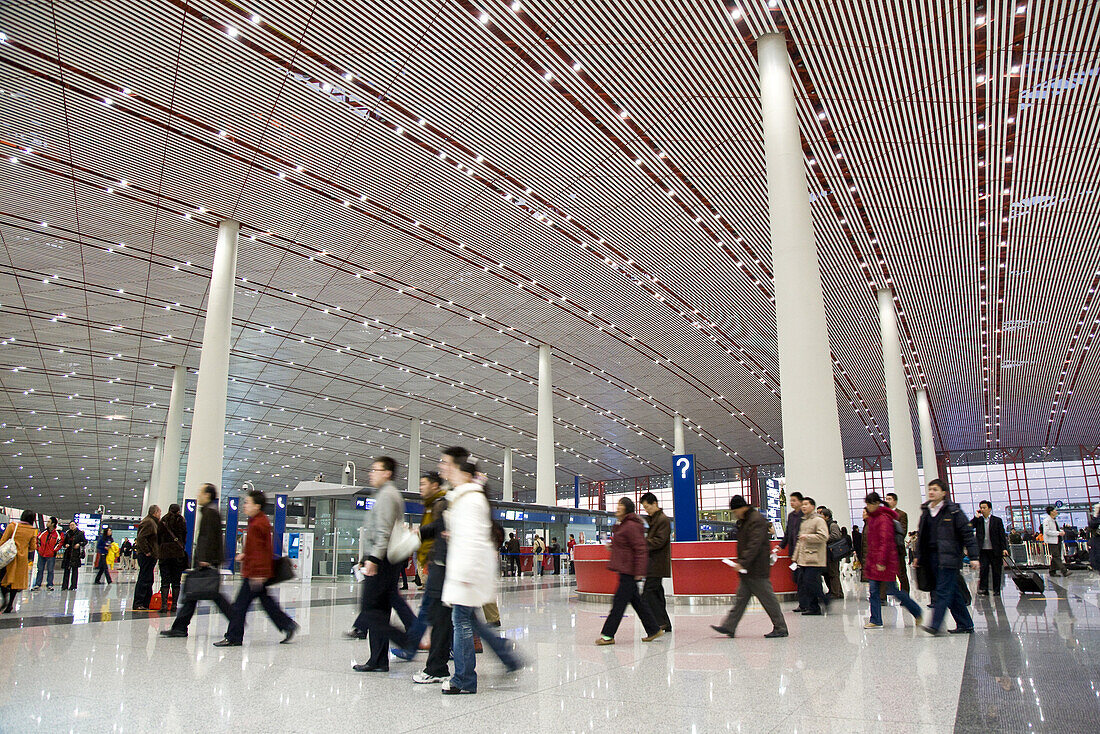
[413,671,446,684]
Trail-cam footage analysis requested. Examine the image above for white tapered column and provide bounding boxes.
[673,415,685,455]
[408,419,421,492]
[536,344,556,506]
[154,365,187,508]
[503,448,514,502]
[181,220,239,504]
[878,288,921,522]
[148,435,164,512]
[758,33,848,516]
[917,388,938,487]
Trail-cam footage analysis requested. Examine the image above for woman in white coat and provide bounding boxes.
[442,461,522,694]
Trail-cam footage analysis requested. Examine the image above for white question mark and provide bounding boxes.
[676,457,690,479]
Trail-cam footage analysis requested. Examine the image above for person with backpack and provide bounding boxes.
[862,493,923,629]
[442,460,522,694]
[1,510,38,613]
[532,534,546,576]
[819,507,844,600]
[916,479,980,635]
[32,517,63,591]
[157,504,188,613]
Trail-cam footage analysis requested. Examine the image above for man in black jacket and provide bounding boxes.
[712,496,787,639]
[132,505,161,610]
[777,491,804,610]
[161,484,233,636]
[917,479,980,635]
[971,500,1008,596]
[640,492,673,632]
[60,521,87,590]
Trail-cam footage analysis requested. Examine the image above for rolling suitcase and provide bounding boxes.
[1005,557,1044,594]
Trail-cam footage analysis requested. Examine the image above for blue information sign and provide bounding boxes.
[671,454,698,542]
[183,499,197,556]
[224,497,239,571]
[273,494,287,558]
[574,476,580,509]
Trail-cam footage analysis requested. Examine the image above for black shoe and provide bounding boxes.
[801,610,823,616]
[441,684,474,695]
[281,622,299,644]
[920,625,942,636]
[710,624,734,638]
[159,629,187,638]
[344,629,367,640]
[490,620,501,628]
[213,639,241,647]
[764,630,789,638]
[352,662,388,673]
[948,627,975,634]
[992,592,1001,597]
[792,607,804,613]
[977,590,989,596]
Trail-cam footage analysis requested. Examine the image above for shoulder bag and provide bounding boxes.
[0,523,21,570]
[181,565,222,602]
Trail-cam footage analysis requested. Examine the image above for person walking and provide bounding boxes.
[157,504,188,613]
[1042,505,1071,578]
[595,497,665,646]
[792,497,829,616]
[884,493,911,595]
[93,528,114,585]
[971,500,1008,595]
[391,471,452,684]
[132,506,161,611]
[351,457,409,671]
[777,491,804,610]
[60,520,87,590]
[861,493,923,629]
[214,489,298,646]
[819,507,844,600]
[441,460,521,694]
[1,511,38,613]
[32,517,63,591]
[711,496,788,638]
[917,479,980,635]
[161,483,234,637]
[640,492,672,632]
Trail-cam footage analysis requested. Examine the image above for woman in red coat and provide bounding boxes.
[864,492,923,629]
[595,497,665,645]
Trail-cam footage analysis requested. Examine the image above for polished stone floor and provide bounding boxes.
[1,566,1098,733]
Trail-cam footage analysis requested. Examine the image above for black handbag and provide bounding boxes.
[266,556,295,586]
[827,535,853,561]
[916,563,936,592]
[181,566,221,601]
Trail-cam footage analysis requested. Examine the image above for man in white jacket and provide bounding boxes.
[441,459,521,694]
[352,457,411,673]
[1042,505,1071,578]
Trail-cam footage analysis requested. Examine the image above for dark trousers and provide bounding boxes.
[930,564,974,632]
[424,589,453,678]
[94,555,112,584]
[225,579,294,642]
[507,556,519,577]
[553,555,561,574]
[641,576,671,630]
[979,549,1004,592]
[796,566,828,614]
[62,564,79,590]
[601,573,659,638]
[1048,543,1067,575]
[160,557,184,606]
[825,559,843,598]
[134,554,156,608]
[171,586,233,632]
[353,560,407,669]
[1,585,16,612]
[721,575,787,635]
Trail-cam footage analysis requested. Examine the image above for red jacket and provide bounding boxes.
[608,513,648,577]
[864,505,900,582]
[241,512,274,579]
[37,529,64,558]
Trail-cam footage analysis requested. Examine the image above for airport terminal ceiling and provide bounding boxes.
[0,0,1097,518]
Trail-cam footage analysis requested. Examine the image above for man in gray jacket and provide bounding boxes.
[352,457,410,673]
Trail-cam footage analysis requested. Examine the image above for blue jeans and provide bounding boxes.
[930,565,973,632]
[451,604,519,692]
[868,579,922,625]
[398,592,433,655]
[34,557,56,588]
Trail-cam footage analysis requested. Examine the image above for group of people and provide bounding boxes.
[0,515,95,612]
[345,447,522,694]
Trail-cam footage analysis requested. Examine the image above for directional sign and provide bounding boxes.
[672,454,698,542]
[273,494,287,558]
[183,499,197,556]
[224,497,239,571]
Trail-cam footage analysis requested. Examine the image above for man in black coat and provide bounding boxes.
[777,491,804,610]
[161,484,233,637]
[917,479,980,635]
[712,496,787,639]
[971,500,1008,596]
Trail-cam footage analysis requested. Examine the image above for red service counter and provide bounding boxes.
[574,541,797,597]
